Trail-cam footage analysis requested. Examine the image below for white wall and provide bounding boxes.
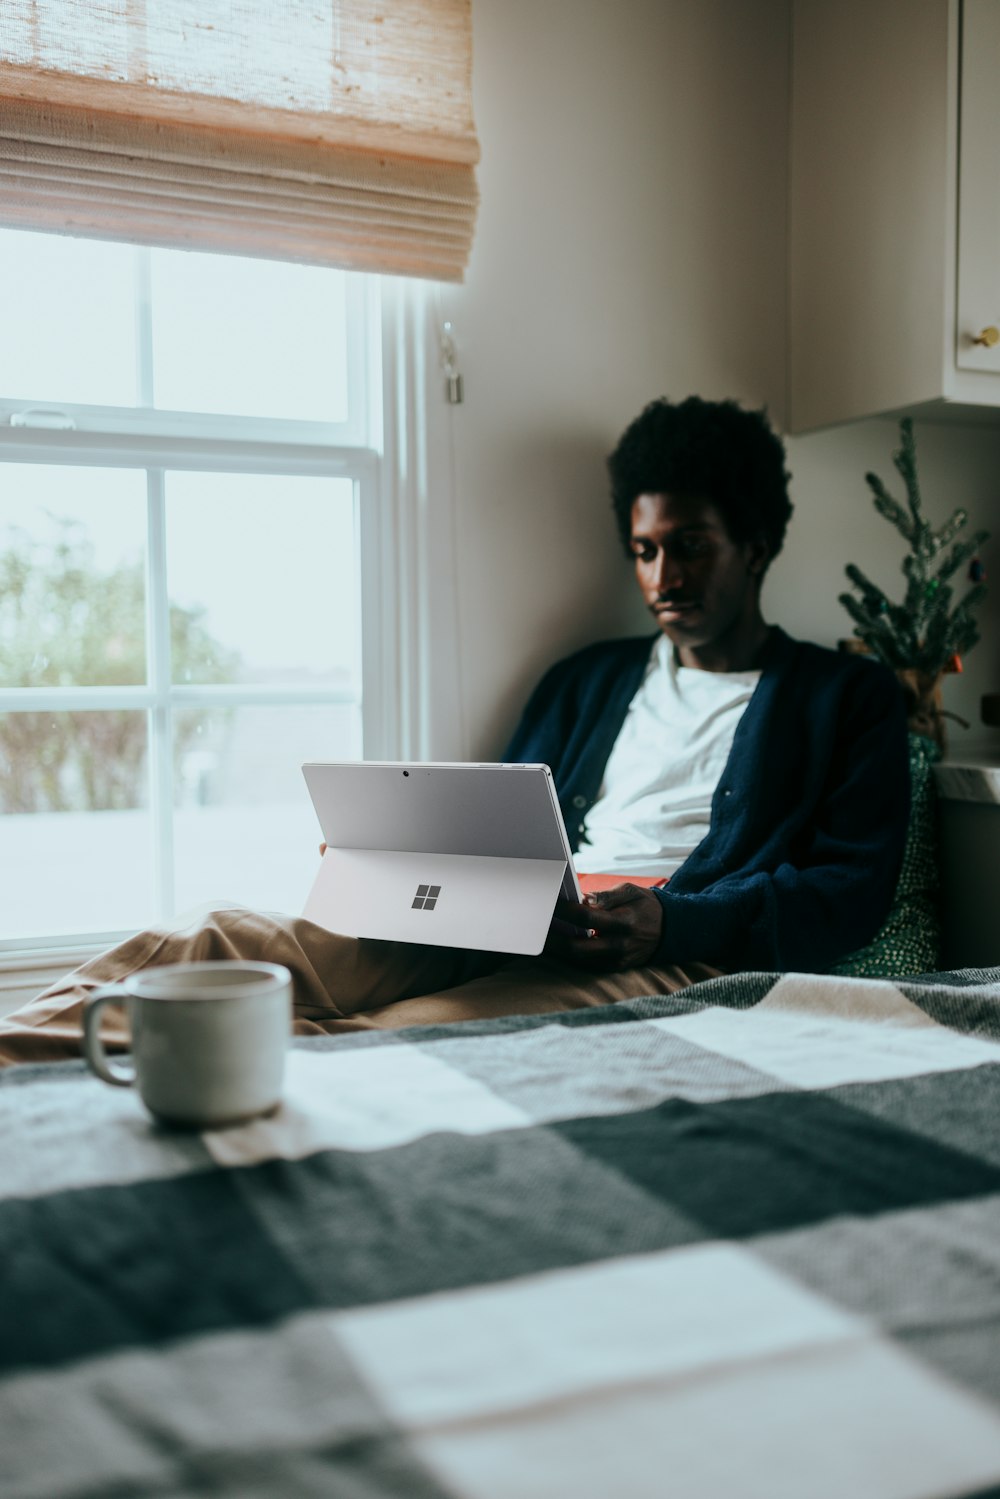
[442,0,1000,759]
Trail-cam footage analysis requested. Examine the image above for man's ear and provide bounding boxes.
[746,534,771,577]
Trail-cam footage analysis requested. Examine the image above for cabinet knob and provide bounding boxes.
[972,326,1000,347]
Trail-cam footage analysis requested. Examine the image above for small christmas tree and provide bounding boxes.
[839,418,990,678]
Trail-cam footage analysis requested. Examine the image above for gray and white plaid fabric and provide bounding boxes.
[4,968,1000,1499]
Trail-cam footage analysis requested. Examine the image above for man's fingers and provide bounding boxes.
[584,882,650,911]
[548,916,598,942]
[546,925,620,961]
[556,895,638,935]
[553,898,598,929]
[551,888,663,969]
[547,929,630,972]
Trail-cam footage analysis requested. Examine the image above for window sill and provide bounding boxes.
[0,939,125,977]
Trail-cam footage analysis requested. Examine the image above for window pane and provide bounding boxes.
[173,704,361,913]
[150,248,349,422]
[0,711,153,939]
[165,472,359,686]
[0,468,147,687]
[0,230,138,407]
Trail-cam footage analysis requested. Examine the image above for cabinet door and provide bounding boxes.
[789,0,955,431]
[956,0,1000,372]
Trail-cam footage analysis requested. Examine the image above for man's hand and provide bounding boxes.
[545,883,664,971]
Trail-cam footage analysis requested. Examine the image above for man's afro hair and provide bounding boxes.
[608,396,793,566]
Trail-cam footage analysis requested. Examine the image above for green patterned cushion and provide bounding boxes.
[830,733,942,979]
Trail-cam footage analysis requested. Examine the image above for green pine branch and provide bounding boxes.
[933,508,969,553]
[934,529,991,586]
[841,418,990,677]
[865,475,915,544]
[843,561,888,609]
[894,417,924,532]
[838,592,910,669]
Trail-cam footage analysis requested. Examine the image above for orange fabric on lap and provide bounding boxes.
[576,873,670,894]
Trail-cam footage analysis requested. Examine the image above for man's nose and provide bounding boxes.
[652,549,683,594]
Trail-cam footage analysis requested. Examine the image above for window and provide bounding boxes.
[0,228,392,952]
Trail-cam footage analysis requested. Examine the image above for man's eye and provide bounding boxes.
[631,546,655,562]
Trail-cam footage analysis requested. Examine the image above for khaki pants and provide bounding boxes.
[0,905,720,1067]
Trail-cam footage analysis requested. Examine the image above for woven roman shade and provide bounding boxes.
[0,0,479,281]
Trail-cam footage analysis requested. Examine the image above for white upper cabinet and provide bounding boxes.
[956,1,1000,379]
[790,0,1000,432]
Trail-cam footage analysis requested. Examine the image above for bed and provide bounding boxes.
[3,966,1000,1499]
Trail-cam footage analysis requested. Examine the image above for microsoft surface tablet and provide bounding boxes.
[301,761,581,955]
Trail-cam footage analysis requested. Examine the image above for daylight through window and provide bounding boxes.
[0,229,380,950]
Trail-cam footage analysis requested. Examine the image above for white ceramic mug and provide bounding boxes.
[82,960,292,1128]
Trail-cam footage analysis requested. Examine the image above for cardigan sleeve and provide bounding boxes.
[501,656,581,773]
[651,657,911,974]
[500,638,651,801]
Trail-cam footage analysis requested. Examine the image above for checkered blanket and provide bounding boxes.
[4,967,1000,1499]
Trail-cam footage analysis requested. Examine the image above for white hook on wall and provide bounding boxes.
[439,320,464,405]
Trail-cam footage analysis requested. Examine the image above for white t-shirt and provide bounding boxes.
[574,635,761,879]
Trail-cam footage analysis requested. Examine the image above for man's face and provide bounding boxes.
[629,492,768,668]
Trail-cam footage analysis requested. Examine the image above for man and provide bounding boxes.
[0,396,909,1063]
[511,396,908,977]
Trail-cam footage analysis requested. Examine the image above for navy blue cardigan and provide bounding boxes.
[503,628,910,973]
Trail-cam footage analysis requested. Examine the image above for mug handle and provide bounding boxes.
[82,985,136,1087]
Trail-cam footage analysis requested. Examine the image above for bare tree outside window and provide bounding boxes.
[0,517,241,813]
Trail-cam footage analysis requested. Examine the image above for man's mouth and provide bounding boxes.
[654,599,700,618]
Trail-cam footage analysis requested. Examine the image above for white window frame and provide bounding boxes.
[0,252,463,968]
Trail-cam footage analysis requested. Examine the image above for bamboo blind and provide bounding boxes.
[0,0,479,281]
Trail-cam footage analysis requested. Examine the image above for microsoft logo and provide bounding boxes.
[411,884,442,911]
